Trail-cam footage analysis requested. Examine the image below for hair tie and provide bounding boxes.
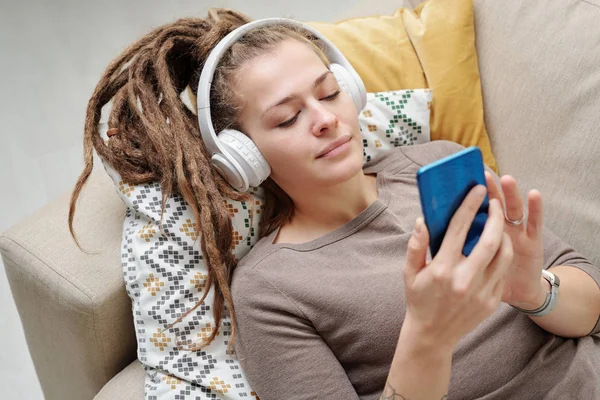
[107,128,119,138]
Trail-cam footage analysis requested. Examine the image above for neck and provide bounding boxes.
[280,171,379,241]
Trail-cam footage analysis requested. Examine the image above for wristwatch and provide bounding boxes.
[512,269,560,317]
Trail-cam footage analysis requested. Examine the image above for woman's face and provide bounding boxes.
[235,38,364,193]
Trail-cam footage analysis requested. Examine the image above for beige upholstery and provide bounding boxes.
[1,0,599,398]
[0,170,136,399]
[473,0,600,267]
[94,360,145,400]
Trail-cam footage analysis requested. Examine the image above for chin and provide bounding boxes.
[322,150,364,185]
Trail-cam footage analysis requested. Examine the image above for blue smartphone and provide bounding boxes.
[416,146,489,258]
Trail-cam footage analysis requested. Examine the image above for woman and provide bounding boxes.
[70,9,600,399]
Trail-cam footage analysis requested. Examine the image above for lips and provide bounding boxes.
[316,135,352,158]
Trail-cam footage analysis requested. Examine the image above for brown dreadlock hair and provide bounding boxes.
[68,8,330,350]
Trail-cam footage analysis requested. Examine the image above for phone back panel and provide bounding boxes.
[417,147,489,258]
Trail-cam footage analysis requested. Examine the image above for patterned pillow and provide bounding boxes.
[99,89,432,399]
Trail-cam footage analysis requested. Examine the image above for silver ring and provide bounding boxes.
[504,211,526,226]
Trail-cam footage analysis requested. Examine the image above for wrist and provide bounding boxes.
[388,315,453,400]
[398,313,456,357]
[511,275,551,311]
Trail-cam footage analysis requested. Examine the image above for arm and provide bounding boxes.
[484,171,600,337]
[381,191,512,400]
[514,228,600,337]
[382,317,452,400]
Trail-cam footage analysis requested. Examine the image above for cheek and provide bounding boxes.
[253,134,296,166]
[256,136,316,179]
[335,94,359,126]
[267,138,303,163]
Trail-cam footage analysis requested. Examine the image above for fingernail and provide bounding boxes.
[415,217,423,234]
[477,185,487,197]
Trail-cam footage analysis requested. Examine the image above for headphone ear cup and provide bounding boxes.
[210,152,248,192]
[217,129,271,188]
[329,63,365,112]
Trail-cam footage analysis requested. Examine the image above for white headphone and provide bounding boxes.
[197,18,367,192]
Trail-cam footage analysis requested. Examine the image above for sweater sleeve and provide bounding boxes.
[231,265,361,400]
[541,226,600,334]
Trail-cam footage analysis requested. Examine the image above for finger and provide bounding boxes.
[491,272,505,304]
[526,189,544,239]
[484,171,505,208]
[484,232,514,287]
[404,217,430,286]
[500,175,525,226]
[437,185,487,261]
[458,221,512,297]
[490,235,511,300]
[463,198,506,277]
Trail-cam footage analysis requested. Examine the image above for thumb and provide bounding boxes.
[404,217,429,286]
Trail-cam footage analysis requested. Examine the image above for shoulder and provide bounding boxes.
[232,255,278,309]
[234,233,281,274]
[399,140,465,167]
[364,141,465,175]
[232,245,307,323]
[232,237,286,301]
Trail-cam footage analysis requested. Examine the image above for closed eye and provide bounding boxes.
[278,112,299,128]
[321,90,341,101]
[277,90,341,129]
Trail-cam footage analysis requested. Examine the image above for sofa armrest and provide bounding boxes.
[0,169,137,400]
[94,360,145,400]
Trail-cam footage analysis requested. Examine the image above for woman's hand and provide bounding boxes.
[402,185,514,351]
[484,172,547,310]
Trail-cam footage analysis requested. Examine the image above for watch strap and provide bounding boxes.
[512,269,560,317]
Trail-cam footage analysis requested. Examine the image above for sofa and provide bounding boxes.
[2,0,599,399]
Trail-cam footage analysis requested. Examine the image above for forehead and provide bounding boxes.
[235,38,329,110]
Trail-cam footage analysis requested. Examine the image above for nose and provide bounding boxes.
[309,101,339,137]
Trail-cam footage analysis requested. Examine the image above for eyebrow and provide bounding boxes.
[261,70,333,119]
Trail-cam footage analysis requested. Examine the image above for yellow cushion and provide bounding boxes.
[308,0,498,172]
[309,11,428,92]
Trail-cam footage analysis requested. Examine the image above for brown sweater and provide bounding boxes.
[231,141,600,400]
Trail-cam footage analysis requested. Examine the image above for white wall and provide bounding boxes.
[0,0,407,398]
